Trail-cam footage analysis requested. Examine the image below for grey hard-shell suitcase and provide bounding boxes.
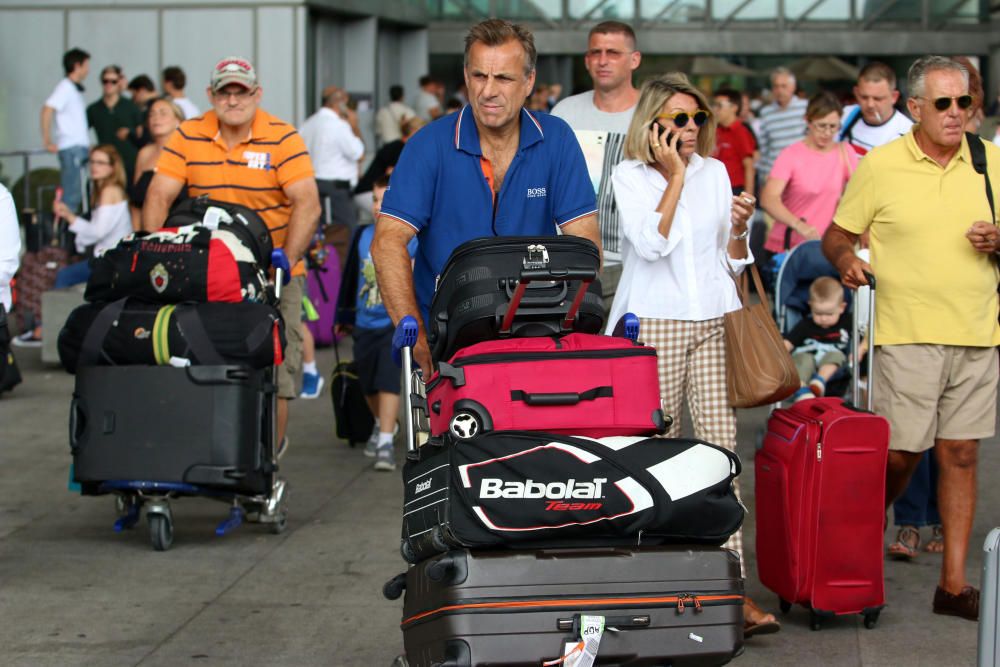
[979,528,1000,666]
[384,546,744,667]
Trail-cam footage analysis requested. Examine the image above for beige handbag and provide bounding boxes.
[724,264,799,408]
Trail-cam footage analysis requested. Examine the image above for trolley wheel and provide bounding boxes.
[809,610,822,631]
[400,539,417,564]
[779,598,792,614]
[269,510,288,534]
[391,655,409,667]
[148,513,174,551]
[115,495,128,515]
[863,611,880,629]
[430,525,450,553]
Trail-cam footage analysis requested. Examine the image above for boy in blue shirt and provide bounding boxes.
[335,176,417,470]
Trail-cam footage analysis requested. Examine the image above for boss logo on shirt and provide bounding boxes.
[526,187,547,199]
[243,150,272,170]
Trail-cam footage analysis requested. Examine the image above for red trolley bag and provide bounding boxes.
[755,277,889,630]
[426,332,669,440]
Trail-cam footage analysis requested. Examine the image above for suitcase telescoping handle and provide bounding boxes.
[851,271,876,411]
[392,315,420,452]
[500,267,598,335]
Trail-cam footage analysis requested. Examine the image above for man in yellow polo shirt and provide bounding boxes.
[142,56,321,460]
[824,55,1000,622]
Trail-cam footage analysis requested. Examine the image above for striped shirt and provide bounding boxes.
[156,108,315,274]
[756,97,808,177]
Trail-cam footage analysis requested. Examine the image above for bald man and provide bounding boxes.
[300,85,365,229]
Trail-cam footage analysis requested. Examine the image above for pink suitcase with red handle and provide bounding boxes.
[425,332,669,441]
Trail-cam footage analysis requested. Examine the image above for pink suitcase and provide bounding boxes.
[425,332,669,440]
[755,278,889,630]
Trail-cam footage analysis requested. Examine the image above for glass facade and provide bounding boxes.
[424,0,987,24]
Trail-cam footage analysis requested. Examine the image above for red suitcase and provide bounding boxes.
[426,332,669,440]
[755,279,889,630]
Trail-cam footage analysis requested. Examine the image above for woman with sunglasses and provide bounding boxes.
[760,92,859,264]
[607,73,777,639]
[52,144,131,288]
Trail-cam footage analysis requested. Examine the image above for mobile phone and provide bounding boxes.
[649,121,675,146]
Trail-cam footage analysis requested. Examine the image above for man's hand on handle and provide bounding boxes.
[834,253,873,290]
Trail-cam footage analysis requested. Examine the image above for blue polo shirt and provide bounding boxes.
[379,106,597,320]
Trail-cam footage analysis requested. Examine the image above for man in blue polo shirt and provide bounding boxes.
[372,18,600,376]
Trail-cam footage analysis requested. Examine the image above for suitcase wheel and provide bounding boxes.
[809,610,822,631]
[400,539,417,564]
[863,610,880,629]
[779,598,791,614]
[449,411,482,440]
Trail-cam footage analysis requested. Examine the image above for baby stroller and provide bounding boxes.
[772,240,871,403]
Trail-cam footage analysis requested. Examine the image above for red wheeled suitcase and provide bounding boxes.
[754,279,889,630]
[426,332,669,440]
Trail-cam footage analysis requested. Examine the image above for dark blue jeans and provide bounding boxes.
[58,145,89,213]
[55,260,91,288]
[893,449,941,527]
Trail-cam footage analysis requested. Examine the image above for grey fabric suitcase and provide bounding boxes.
[979,528,1000,666]
[388,546,744,667]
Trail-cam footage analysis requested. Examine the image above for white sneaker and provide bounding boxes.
[12,331,42,348]
[374,444,396,471]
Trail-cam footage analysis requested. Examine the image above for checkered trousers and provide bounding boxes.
[640,317,744,574]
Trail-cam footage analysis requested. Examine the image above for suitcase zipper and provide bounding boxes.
[401,591,743,627]
[448,348,654,367]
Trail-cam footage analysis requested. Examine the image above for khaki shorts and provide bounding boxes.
[277,276,305,400]
[873,344,998,453]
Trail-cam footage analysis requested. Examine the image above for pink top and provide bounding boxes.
[764,140,858,253]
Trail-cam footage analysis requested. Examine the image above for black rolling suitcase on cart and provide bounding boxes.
[385,546,744,667]
[70,365,275,495]
[427,237,606,362]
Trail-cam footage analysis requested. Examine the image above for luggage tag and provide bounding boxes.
[543,615,604,667]
[202,206,233,230]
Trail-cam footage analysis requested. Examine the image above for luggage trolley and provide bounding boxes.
[69,257,290,551]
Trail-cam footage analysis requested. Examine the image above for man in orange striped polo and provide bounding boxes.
[142,56,321,458]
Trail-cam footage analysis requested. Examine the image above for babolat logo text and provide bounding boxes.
[526,187,547,198]
[414,479,433,494]
[479,478,607,499]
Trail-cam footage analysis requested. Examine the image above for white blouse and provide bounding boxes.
[69,200,131,256]
[606,154,753,329]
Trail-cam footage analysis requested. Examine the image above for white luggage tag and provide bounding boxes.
[543,615,604,667]
[202,206,233,230]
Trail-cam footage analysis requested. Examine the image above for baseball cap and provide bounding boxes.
[210,57,257,92]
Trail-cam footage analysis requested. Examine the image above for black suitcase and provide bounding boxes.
[330,346,375,447]
[386,546,744,667]
[400,432,744,564]
[166,196,274,269]
[0,305,22,395]
[70,365,274,495]
[58,298,285,373]
[427,237,606,362]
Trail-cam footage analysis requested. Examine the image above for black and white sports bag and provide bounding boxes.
[400,431,744,564]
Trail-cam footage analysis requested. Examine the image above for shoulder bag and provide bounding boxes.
[724,263,799,408]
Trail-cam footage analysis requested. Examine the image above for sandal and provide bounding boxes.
[887,525,920,560]
[925,525,944,553]
[743,597,781,638]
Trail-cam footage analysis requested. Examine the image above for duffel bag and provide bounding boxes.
[400,431,744,564]
[85,226,269,304]
[58,298,285,373]
[166,196,273,269]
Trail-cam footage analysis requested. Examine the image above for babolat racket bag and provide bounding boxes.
[399,431,743,564]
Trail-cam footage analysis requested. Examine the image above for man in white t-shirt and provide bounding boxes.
[413,76,443,122]
[41,48,91,213]
[162,65,200,120]
[839,61,913,156]
[375,85,416,146]
[551,21,641,265]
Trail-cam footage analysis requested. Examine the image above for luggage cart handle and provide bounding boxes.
[393,316,421,453]
[500,267,598,334]
[851,271,876,411]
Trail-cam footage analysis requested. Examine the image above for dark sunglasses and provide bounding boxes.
[917,95,973,111]
[102,78,120,85]
[654,109,710,129]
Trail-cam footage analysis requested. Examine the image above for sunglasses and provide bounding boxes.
[654,109,710,129]
[917,95,973,112]
[102,78,120,85]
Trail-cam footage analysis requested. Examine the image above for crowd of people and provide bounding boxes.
[1,14,999,642]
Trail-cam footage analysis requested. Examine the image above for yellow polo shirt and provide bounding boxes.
[834,129,1000,346]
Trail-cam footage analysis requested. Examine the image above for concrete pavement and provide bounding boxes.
[0,341,994,666]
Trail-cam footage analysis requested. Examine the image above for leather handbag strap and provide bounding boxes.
[732,263,771,313]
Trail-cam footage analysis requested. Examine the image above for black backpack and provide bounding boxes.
[167,196,274,269]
